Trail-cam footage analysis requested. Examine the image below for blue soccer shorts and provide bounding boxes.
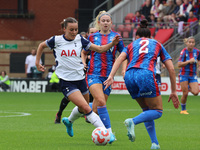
[60,78,89,98]
[124,68,160,99]
[179,74,198,83]
[87,75,111,96]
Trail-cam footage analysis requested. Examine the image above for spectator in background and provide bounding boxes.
[132,10,146,28]
[173,0,182,14]
[177,0,192,35]
[151,0,164,19]
[149,14,157,27]
[189,0,194,4]
[162,0,176,20]
[25,48,42,78]
[179,0,192,21]
[168,13,178,28]
[163,0,182,23]
[191,0,200,19]
[152,0,167,5]
[0,71,10,92]
[132,10,146,40]
[140,0,152,22]
[155,17,165,31]
[162,0,167,5]
[187,10,198,36]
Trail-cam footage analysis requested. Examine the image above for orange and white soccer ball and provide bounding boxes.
[91,127,110,145]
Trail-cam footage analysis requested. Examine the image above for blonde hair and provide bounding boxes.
[94,10,112,30]
[183,36,195,45]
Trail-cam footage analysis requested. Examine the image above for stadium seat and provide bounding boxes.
[111,24,116,31]
[117,24,125,32]
[149,27,156,37]
[124,13,134,21]
[124,19,131,24]
[122,31,129,38]
[124,24,132,32]
[154,28,174,44]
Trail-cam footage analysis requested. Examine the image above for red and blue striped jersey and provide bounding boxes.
[86,31,124,77]
[178,47,200,76]
[123,38,171,73]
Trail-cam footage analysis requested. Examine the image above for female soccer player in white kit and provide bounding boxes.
[35,17,120,138]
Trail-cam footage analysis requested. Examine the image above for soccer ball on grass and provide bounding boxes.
[91,127,110,145]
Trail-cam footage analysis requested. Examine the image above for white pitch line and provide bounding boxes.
[0,111,31,117]
[0,108,182,112]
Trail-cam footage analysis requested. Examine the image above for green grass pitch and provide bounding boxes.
[0,92,199,150]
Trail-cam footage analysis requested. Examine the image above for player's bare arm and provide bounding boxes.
[36,41,47,72]
[81,50,89,71]
[89,35,120,53]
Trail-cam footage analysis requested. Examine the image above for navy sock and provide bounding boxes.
[97,105,111,129]
[133,109,163,125]
[57,97,70,116]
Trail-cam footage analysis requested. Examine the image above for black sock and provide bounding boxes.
[57,97,70,117]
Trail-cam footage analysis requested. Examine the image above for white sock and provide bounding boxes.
[107,128,112,134]
[68,106,84,123]
[86,111,105,128]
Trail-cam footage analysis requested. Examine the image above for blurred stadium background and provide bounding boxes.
[0,0,199,79]
[0,1,200,149]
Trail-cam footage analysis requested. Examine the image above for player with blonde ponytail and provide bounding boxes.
[82,11,125,144]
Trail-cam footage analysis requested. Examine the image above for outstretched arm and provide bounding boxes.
[164,59,180,109]
[89,35,120,53]
[36,41,48,72]
[103,52,127,90]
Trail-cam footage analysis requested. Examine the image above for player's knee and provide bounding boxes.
[193,91,199,96]
[155,110,163,119]
[99,101,106,106]
[80,105,91,114]
[95,98,106,106]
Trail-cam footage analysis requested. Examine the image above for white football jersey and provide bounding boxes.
[46,34,91,81]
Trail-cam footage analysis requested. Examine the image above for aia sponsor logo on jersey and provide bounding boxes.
[61,49,77,56]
